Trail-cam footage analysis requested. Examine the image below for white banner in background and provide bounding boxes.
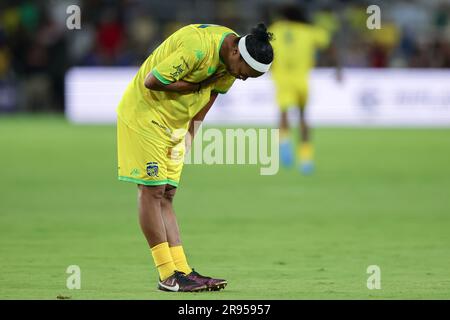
[65,68,450,126]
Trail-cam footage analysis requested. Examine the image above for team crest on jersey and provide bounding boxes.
[146,162,159,177]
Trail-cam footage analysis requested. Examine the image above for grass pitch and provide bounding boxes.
[0,115,449,299]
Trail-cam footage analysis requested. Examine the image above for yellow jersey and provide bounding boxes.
[117,24,238,145]
[269,21,330,81]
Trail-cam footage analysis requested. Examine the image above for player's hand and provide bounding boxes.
[186,72,225,93]
[200,72,226,88]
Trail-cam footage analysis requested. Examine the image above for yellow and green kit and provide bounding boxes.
[269,21,330,110]
[117,24,237,187]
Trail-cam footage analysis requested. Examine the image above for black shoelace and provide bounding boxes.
[191,269,211,279]
[174,271,197,285]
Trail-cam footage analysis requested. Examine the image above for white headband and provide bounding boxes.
[238,35,272,73]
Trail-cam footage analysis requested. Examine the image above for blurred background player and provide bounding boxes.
[269,5,339,175]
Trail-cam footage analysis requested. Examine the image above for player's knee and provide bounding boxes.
[138,184,165,201]
[163,186,177,203]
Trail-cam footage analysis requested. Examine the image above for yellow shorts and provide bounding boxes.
[117,117,184,187]
[274,78,309,111]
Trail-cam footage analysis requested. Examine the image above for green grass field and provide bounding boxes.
[1,115,450,299]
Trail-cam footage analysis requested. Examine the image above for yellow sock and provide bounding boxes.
[170,245,192,275]
[299,143,314,162]
[151,242,177,281]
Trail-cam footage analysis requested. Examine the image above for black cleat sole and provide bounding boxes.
[208,282,227,291]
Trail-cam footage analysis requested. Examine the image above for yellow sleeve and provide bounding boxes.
[212,74,235,94]
[151,47,200,84]
[151,29,207,84]
[313,26,331,49]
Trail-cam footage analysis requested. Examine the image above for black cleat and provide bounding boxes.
[186,269,227,291]
[158,271,207,292]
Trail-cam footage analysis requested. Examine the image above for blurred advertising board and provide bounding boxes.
[66,68,450,127]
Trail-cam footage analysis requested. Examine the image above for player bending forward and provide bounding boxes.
[116,23,274,292]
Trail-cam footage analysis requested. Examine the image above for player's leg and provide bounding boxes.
[160,185,191,273]
[279,109,294,166]
[280,109,289,133]
[163,148,227,291]
[299,107,310,143]
[160,185,227,291]
[117,119,205,292]
[138,184,169,247]
[297,87,314,175]
[160,186,181,245]
[138,184,177,281]
[277,82,296,167]
[138,184,205,292]
[137,185,173,271]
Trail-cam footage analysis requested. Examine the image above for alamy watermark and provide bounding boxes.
[367,5,381,30]
[66,265,81,289]
[367,265,381,289]
[168,122,280,175]
[66,5,81,30]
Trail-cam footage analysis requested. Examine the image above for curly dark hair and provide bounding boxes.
[243,23,274,65]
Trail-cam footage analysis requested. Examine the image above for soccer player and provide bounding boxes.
[116,23,273,292]
[269,6,333,174]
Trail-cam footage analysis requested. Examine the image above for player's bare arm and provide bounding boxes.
[186,92,218,153]
[144,72,226,93]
